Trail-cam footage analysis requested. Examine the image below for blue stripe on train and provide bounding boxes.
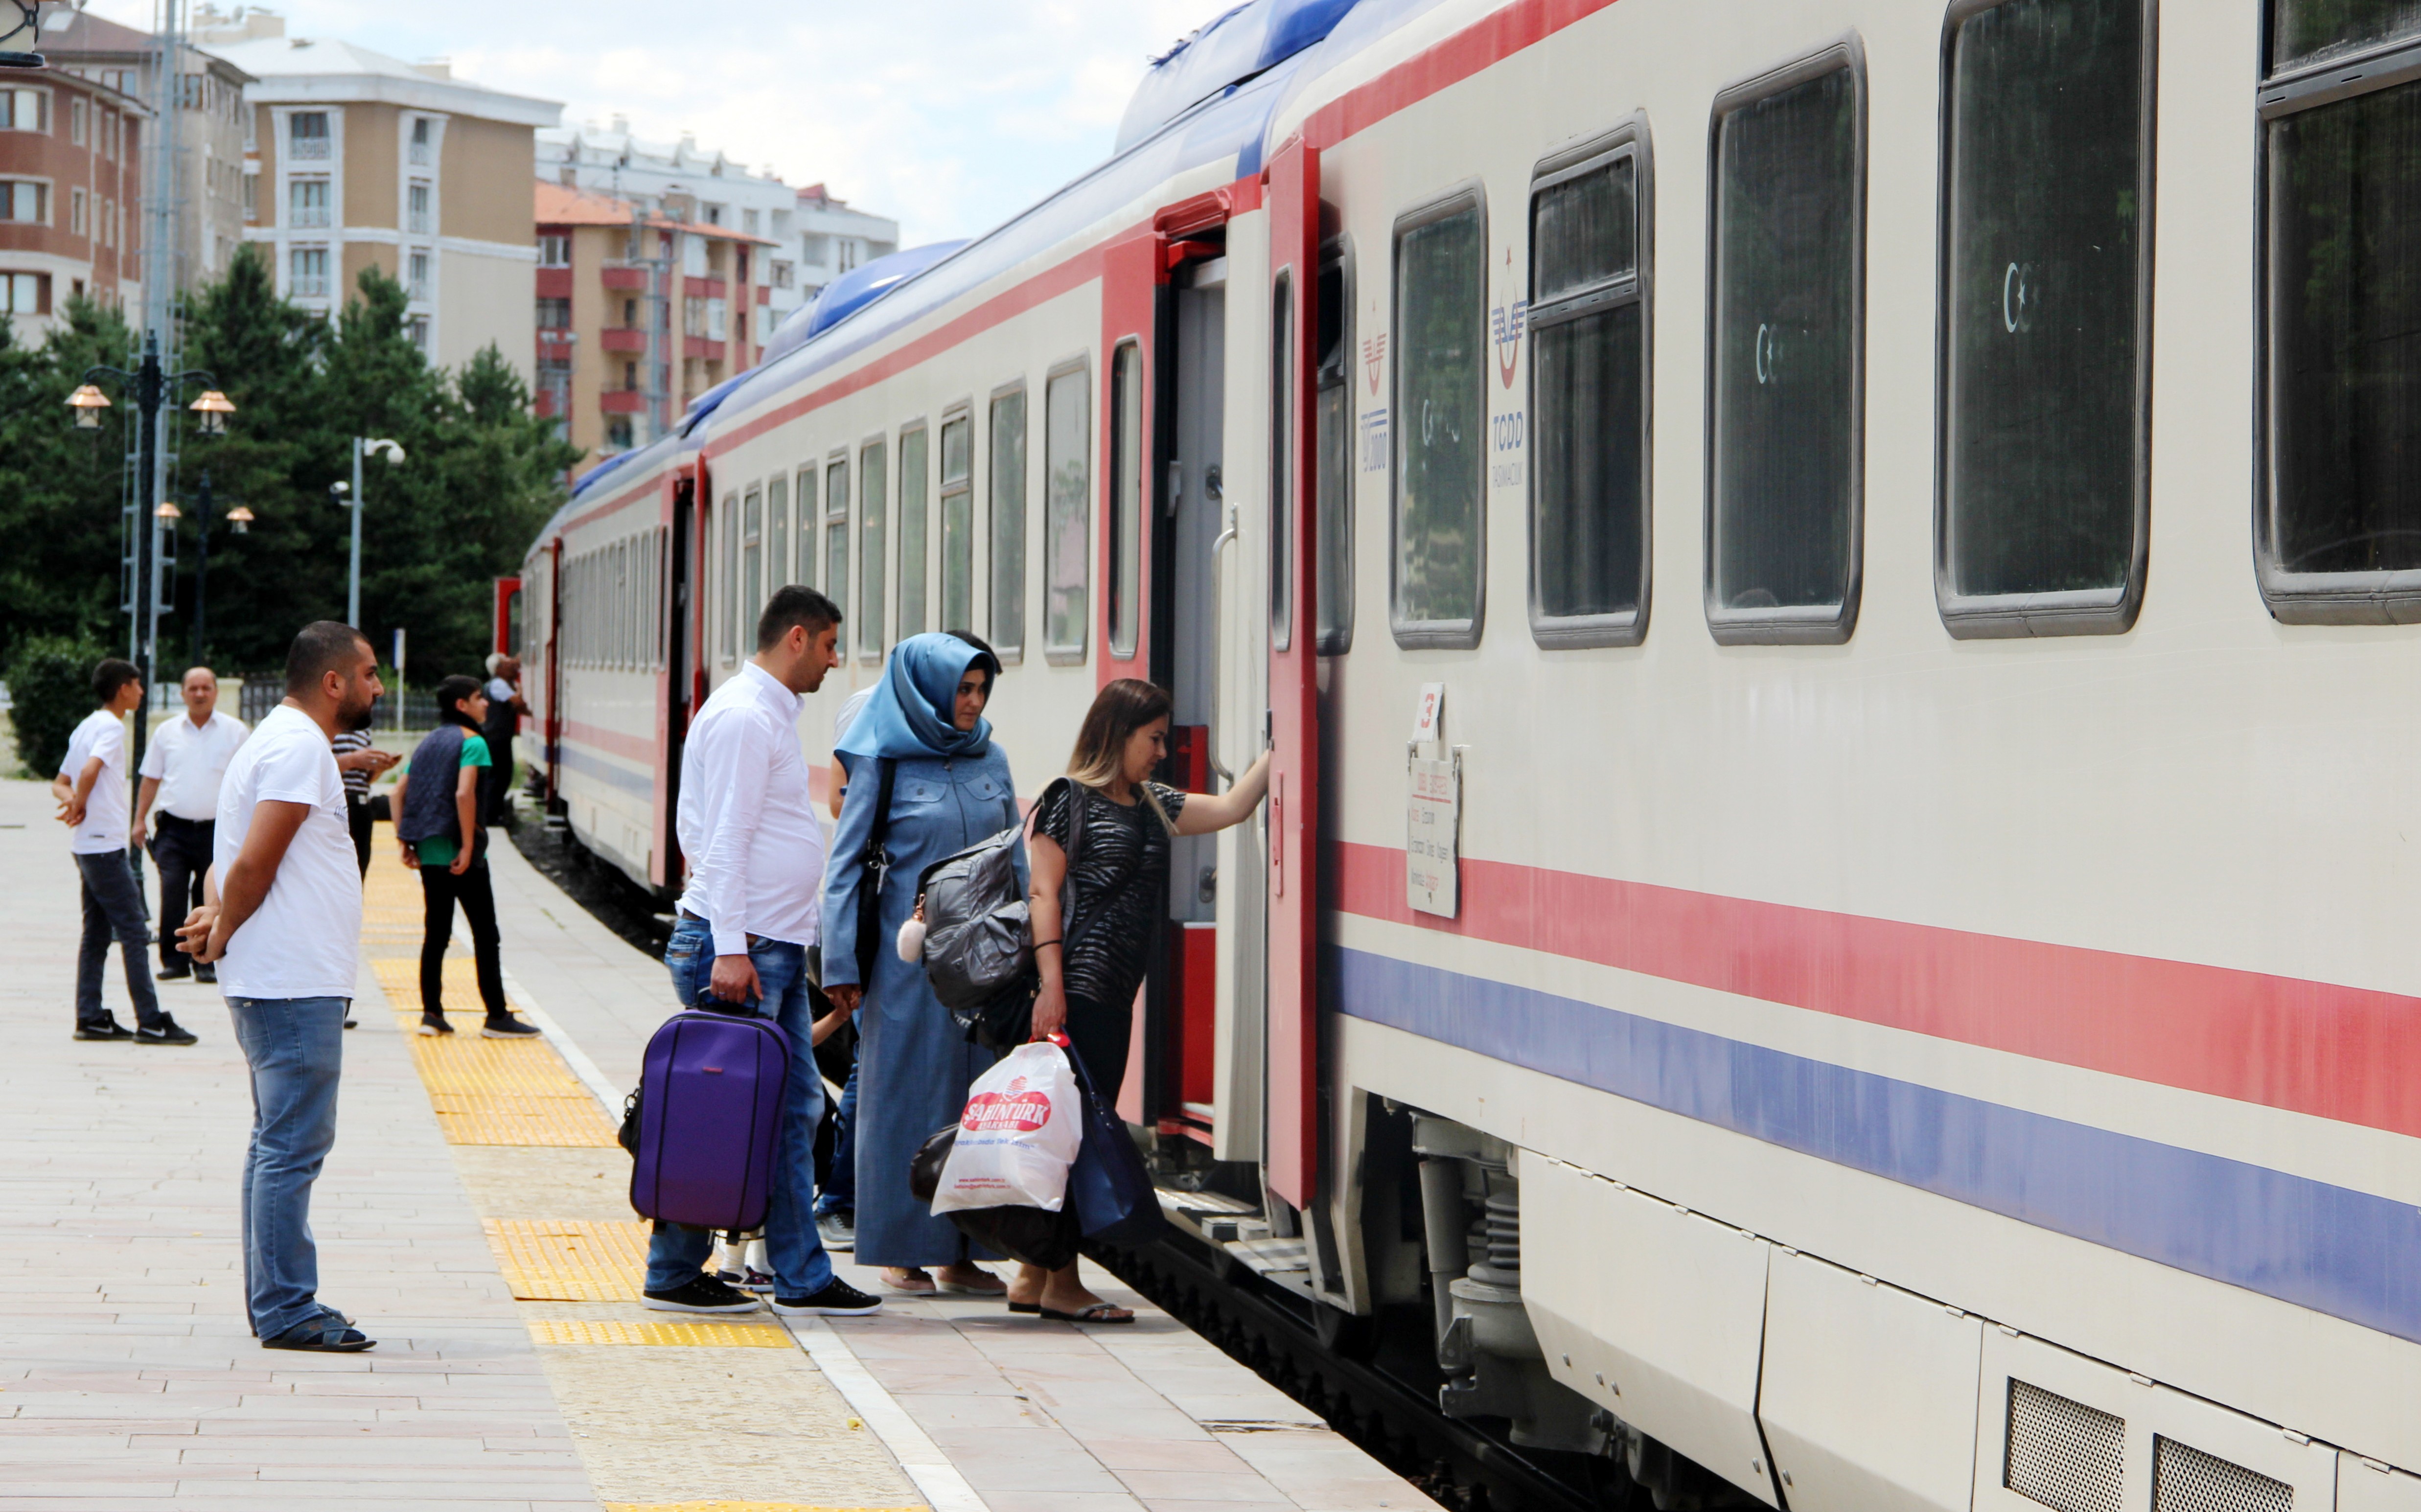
[554,741,656,798]
[1331,945,2421,1345]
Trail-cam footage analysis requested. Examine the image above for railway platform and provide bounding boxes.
[0,775,1430,1512]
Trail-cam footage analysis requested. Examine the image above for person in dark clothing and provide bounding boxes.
[479,655,529,827]
[1013,678,1269,1322]
[392,676,539,1039]
[329,728,395,878]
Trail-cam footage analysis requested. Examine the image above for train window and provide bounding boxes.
[742,488,763,635]
[899,425,929,639]
[826,457,850,631]
[1274,273,1298,651]
[2272,0,2421,72]
[618,539,632,668]
[795,466,816,586]
[1392,190,1488,646]
[1044,363,1090,662]
[2259,1,2421,621]
[1315,250,1354,655]
[1109,344,1144,659]
[940,413,974,632]
[990,387,1028,659]
[721,492,740,664]
[860,439,888,661]
[1939,0,2152,637]
[1707,50,1864,645]
[1530,125,1649,648]
[767,474,789,593]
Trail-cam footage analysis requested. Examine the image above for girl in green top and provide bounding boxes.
[393,675,539,1039]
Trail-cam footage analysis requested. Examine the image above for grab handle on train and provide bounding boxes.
[1206,502,1239,786]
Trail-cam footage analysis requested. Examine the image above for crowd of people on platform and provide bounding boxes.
[50,590,1270,1350]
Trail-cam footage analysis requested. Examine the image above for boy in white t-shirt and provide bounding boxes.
[180,622,384,1353]
[52,658,191,1044]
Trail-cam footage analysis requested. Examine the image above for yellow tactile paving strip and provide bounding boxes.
[604,1505,926,1512]
[529,1318,792,1349]
[368,950,619,1146]
[484,1217,652,1301]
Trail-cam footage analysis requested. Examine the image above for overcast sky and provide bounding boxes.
[79,0,1243,244]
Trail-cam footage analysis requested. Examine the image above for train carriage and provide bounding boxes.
[517,2,2421,1510]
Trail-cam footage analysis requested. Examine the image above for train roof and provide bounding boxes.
[534,0,1456,554]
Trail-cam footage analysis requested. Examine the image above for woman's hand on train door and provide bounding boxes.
[709,953,763,1007]
[1030,978,1066,1042]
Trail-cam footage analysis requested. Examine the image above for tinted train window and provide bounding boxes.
[1273,274,1297,649]
[795,465,816,586]
[1044,365,1091,660]
[721,492,740,663]
[1392,193,1486,645]
[742,487,762,632]
[1531,135,1648,645]
[766,474,789,593]
[859,439,887,659]
[825,458,849,630]
[1709,57,1862,643]
[990,389,1027,657]
[2273,0,2421,71]
[1109,344,1145,658]
[940,415,973,632]
[899,426,929,639]
[1316,254,1354,654]
[1940,0,2151,636]
[2260,2,2421,620]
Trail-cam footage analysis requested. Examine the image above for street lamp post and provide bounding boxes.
[179,471,253,667]
[344,435,407,628]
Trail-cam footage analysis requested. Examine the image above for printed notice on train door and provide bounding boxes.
[1408,757,1459,917]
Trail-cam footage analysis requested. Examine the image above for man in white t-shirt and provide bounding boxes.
[52,658,189,1044]
[134,665,248,986]
[180,622,383,1352]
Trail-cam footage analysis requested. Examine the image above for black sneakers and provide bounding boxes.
[74,1017,133,1041]
[135,1016,199,1047]
[771,1277,884,1316]
[416,1013,453,1037]
[480,1016,543,1038]
[155,965,190,982]
[641,1274,762,1313]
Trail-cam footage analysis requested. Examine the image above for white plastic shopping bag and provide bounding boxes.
[930,1041,1085,1214]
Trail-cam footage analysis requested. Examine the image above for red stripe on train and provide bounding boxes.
[1333,840,2421,1138]
[1303,0,1627,151]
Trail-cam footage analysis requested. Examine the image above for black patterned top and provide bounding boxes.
[1032,778,1188,1011]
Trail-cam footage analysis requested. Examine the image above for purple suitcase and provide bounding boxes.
[628,1005,792,1231]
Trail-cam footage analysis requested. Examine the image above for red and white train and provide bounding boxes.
[512,2,2421,1509]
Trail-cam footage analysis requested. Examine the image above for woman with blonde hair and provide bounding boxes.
[1013,678,1269,1322]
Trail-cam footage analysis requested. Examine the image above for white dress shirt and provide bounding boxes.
[138,710,249,822]
[59,710,130,855]
[676,661,826,956]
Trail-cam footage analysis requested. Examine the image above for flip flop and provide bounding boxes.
[261,1313,375,1352]
[1006,1301,1040,1314]
[1038,1302,1134,1325]
[881,1271,938,1295]
[938,1276,1007,1297]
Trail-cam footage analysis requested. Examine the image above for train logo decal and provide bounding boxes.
[1492,298,1528,389]
[1362,332,1386,395]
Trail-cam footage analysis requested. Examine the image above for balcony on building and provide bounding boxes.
[598,389,647,415]
[600,326,646,353]
[600,263,647,291]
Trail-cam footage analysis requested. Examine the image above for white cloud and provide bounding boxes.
[84,0,1241,241]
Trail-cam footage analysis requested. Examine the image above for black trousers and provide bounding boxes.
[479,719,516,825]
[1061,993,1130,1102]
[346,796,372,878]
[418,847,507,1020]
[148,815,213,973]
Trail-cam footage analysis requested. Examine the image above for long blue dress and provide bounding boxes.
[822,745,1023,1268]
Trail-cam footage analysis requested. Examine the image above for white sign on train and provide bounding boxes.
[1407,756,1459,918]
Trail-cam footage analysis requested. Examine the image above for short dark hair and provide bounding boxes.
[758,584,841,652]
[91,658,139,705]
[435,674,485,730]
[284,620,371,696]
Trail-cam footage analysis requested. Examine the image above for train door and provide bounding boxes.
[661,479,694,890]
[543,538,564,807]
[1157,248,1228,1144]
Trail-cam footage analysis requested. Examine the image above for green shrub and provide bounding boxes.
[4,635,110,779]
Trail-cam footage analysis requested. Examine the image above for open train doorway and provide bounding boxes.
[1150,248,1229,1150]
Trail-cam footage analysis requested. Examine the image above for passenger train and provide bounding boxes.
[513,2,2421,1510]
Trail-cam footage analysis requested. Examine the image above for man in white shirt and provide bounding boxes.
[134,666,248,985]
[52,658,190,1045]
[642,584,880,1320]
[179,621,384,1353]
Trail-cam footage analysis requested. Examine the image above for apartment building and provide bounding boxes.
[0,67,145,342]
[534,180,773,469]
[39,7,254,291]
[537,119,816,332]
[791,183,897,302]
[208,18,558,380]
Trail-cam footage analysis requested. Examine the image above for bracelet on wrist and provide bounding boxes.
[1033,939,1062,950]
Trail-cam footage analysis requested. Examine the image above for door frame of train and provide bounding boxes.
[659,475,695,891]
[1266,137,1321,1211]
[543,537,563,807]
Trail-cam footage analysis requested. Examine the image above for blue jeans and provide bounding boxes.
[226,996,348,1338]
[646,918,835,1297]
[815,1053,858,1219]
[75,849,162,1030]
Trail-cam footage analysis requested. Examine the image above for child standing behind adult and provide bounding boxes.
[391,675,539,1039]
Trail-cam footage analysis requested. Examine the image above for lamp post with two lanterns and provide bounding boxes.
[154,470,255,668]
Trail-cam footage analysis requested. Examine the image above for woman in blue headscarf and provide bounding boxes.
[821,632,1020,1294]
